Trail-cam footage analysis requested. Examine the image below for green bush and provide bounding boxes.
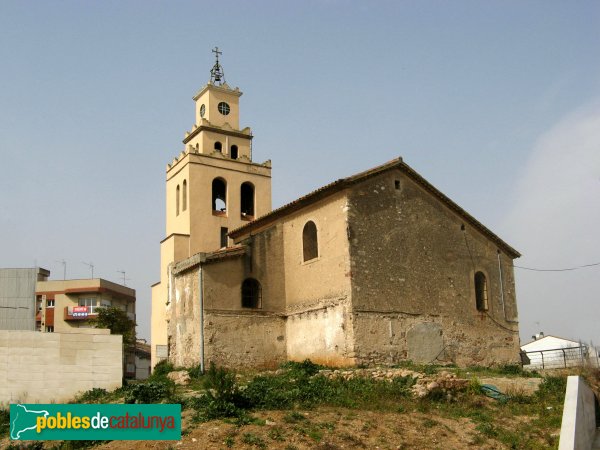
[77,388,108,403]
[280,359,323,377]
[151,360,174,379]
[124,379,176,404]
[242,367,416,410]
[537,376,567,399]
[190,360,417,421]
[192,363,247,421]
[188,363,204,379]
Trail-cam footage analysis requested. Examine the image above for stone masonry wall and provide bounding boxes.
[168,226,288,369]
[347,170,520,367]
[0,329,122,404]
[167,260,287,369]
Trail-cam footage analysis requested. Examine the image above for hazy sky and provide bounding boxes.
[1,1,598,346]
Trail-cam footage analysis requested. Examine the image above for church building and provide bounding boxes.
[150,51,521,370]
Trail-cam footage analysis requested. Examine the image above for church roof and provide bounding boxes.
[229,157,521,259]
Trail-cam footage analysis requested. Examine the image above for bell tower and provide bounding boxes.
[151,49,272,367]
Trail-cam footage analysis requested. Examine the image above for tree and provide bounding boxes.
[89,306,136,346]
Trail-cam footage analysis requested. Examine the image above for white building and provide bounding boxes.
[521,333,590,370]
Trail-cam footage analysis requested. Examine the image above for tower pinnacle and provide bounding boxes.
[210,47,226,86]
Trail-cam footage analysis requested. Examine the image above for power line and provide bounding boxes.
[513,261,600,272]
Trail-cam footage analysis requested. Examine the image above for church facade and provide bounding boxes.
[151,55,521,369]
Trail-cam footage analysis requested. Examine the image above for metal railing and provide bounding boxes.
[521,345,600,370]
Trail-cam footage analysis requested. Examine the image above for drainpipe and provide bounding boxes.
[198,266,205,374]
[497,251,507,321]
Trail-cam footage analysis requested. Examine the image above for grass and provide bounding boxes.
[0,408,9,438]
[241,432,267,449]
[25,360,568,450]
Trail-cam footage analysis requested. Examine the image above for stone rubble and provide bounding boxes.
[316,368,470,399]
[167,370,191,385]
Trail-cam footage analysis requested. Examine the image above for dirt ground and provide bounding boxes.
[91,407,506,450]
[3,373,569,449]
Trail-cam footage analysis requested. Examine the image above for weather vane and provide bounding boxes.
[210,47,225,86]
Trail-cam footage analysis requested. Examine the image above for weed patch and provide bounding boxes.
[124,379,176,404]
[75,388,108,403]
[0,408,9,438]
[241,432,267,449]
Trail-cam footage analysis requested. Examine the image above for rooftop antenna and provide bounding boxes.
[82,261,94,279]
[55,259,67,280]
[117,270,130,287]
[210,47,225,86]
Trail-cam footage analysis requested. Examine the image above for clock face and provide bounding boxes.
[218,102,230,116]
[199,104,206,118]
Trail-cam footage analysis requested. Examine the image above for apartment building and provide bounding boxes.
[35,278,135,334]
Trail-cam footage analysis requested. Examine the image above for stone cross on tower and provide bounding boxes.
[210,47,225,85]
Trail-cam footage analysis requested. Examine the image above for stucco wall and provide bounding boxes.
[204,312,286,369]
[185,154,272,256]
[286,298,355,367]
[281,192,352,308]
[0,329,122,404]
[168,221,288,368]
[347,170,520,366]
[168,260,286,369]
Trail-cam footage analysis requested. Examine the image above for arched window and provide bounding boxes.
[302,221,318,262]
[214,141,222,152]
[240,182,255,218]
[230,145,238,159]
[212,178,227,212]
[182,179,187,211]
[475,271,488,311]
[175,184,180,216]
[241,278,261,308]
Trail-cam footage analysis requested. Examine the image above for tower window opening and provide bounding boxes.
[475,271,488,311]
[302,221,318,262]
[241,278,261,308]
[230,145,238,159]
[182,179,187,211]
[220,227,228,248]
[214,141,222,152]
[395,180,400,190]
[241,182,255,218]
[212,178,227,212]
[176,184,180,216]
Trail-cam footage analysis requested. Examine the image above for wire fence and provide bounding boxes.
[521,345,600,370]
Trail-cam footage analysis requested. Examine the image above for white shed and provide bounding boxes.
[520,334,587,370]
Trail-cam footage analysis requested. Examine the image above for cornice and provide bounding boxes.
[183,124,253,145]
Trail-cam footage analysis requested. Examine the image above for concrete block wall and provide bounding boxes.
[0,329,122,404]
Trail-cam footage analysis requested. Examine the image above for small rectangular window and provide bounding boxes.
[46,299,55,308]
[46,326,54,333]
[156,345,168,359]
[395,180,401,190]
[220,227,228,248]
